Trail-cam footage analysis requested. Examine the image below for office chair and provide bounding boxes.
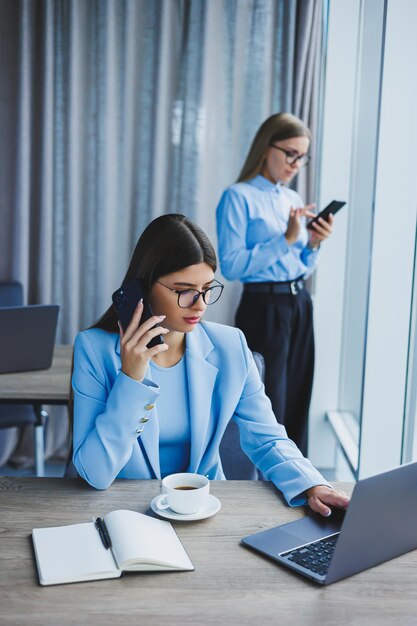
[63,353,78,478]
[219,351,265,480]
[0,281,46,476]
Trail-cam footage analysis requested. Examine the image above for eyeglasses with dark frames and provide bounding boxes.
[156,279,224,308]
[269,144,311,167]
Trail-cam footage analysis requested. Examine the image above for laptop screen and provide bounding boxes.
[0,305,59,373]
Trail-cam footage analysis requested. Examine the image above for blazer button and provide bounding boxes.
[145,403,155,410]
[136,427,144,434]
[140,417,149,424]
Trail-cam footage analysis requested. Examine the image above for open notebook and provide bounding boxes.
[32,509,194,586]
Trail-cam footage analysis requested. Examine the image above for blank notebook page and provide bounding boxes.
[104,510,193,570]
[32,522,119,584]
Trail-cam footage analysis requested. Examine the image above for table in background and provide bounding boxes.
[0,345,72,475]
[1,478,416,626]
[0,345,72,404]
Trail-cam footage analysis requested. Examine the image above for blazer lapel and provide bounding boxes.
[115,336,161,479]
[185,325,218,472]
[116,326,218,477]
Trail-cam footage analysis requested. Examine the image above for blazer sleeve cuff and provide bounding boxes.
[95,371,160,437]
[267,458,332,507]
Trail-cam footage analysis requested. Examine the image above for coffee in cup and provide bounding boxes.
[155,473,209,514]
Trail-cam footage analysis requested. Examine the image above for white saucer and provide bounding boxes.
[150,494,221,521]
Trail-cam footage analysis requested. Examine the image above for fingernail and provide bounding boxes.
[158,315,166,320]
[324,510,332,517]
[137,298,143,307]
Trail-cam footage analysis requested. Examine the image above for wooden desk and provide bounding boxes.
[0,344,72,405]
[0,346,72,476]
[1,478,416,626]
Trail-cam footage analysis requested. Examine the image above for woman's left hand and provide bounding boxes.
[308,213,334,248]
[304,485,350,517]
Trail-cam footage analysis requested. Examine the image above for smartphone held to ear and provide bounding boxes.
[112,278,164,349]
[307,200,346,229]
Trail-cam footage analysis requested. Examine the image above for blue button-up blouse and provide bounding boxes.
[216,174,319,283]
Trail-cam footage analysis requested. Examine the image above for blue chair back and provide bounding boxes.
[0,281,24,306]
[219,351,265,480]
[0,281,37,429]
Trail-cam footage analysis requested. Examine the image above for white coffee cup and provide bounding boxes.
[155,473,210,515]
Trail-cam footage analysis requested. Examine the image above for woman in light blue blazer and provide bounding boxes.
[72,214,348,516]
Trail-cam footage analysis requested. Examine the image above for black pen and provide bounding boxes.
[94,517,112,550]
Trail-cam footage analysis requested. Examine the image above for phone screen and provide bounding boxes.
[112,278,164,348]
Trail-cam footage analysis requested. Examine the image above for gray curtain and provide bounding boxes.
[0,0,324,468]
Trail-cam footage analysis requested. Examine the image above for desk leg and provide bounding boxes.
[33,406,48,477]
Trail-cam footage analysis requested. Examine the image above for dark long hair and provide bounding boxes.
[92,213,217,332]
[237,112,311,182]
[67,214,217,472]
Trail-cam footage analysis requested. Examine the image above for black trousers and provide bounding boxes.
[235,287,315,455]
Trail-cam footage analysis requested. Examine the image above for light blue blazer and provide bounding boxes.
[72,321,329,504]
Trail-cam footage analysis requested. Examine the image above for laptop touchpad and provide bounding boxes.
[283,509,345,544]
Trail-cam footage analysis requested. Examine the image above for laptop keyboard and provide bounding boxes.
[280,533,339,576]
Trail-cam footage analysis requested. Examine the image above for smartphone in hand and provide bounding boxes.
[112,278,164,348]
[307,200,346,229]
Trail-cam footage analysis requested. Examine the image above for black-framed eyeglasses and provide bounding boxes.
[156,279,224,308]
[269,144,311,167]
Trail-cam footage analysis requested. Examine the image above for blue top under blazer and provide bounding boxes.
[72,321,329,503]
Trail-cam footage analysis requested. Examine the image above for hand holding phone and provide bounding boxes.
[112,278,164,349]
[307,200,346,229]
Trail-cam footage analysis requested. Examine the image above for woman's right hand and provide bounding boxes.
[285,204,316,245]
[119,301,169,382]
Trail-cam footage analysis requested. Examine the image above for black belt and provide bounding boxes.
[244,279,304,295]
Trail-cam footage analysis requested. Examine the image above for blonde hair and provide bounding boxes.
[237,113,311,182]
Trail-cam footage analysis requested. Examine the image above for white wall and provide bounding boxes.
[311,0,417,479]
[308,0,361,469]
[358,0,417,477]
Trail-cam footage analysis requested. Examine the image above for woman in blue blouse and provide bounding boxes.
[216,113,334,455]
[72,214,348,517]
